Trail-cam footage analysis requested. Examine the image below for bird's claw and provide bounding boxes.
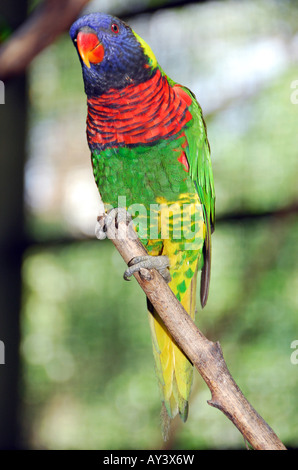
[124,255,171,283]
[95,207,132,240]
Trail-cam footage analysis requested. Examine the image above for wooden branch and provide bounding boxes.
[0,0,90,80]
[97,213,287,451]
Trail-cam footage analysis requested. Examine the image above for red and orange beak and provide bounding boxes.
[76,31,104,68]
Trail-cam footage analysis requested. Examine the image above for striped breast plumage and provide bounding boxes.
[87,68,192,149]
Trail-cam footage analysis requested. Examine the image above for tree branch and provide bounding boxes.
[97,213,287,451]
[0,0,90,80]
[0,0,209,80]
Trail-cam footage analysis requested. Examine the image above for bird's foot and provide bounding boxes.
[124,255,171,283]
[95,207,132,240]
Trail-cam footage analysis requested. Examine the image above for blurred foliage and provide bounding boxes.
[211,66,298,215]
[0,16,11,43]
[20,0,298,449]
[21,241,161,449]
[21,218,298,449]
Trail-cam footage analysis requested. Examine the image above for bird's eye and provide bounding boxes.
[111,23,119,34]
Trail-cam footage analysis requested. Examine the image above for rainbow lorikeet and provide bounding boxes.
[70,13,215,428]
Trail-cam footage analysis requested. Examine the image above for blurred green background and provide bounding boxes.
[1,0,298,450]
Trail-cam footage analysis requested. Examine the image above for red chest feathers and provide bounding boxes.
[86,69,192,150]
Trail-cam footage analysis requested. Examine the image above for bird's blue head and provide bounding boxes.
[69,12,158,96]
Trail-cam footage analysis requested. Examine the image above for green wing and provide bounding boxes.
[182,86,215,307]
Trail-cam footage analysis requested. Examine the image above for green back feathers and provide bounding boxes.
[181,86,215,306]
